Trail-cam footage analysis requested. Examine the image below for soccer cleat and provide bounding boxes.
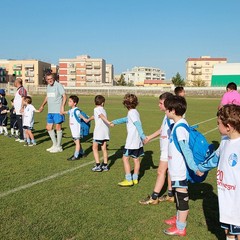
[19,139,25,143]
[28,142,37,147]
[118,179,133,187]
[92,165,102,172]
[139,195,159,205]
[164,215,177,225]
[15,138,20,142]
[67,155,80,161]
[159,194,175,203]
[101,165,109,171]
[50,146,63,153]
[133,179,138,185]
[46,146,55,152]
[163,225,186,236]
[4,133,8,136]
[24,143,29,146]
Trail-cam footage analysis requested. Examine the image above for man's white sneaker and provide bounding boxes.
[46,146,56,152]
[50,146,63,153]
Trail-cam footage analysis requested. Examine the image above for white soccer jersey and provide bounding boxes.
[14,86,27,115]
[68,108,81,139]
[216,137,240,226]
[22,104,36,128]
[168,118,189,181]
[160,115,174,160]
[93,106,110,140]
[125,109,143,149]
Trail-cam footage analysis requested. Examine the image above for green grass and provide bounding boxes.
[0,95,225,240]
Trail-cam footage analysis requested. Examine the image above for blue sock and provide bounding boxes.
[74,151,79,158]
[125,173,132,181]
[27,138,30,144]
[132,174,138,180]
[176,220,187,230]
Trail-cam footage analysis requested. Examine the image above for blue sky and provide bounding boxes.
[1,0,239,79]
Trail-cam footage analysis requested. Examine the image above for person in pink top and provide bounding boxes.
[218,82,240,109]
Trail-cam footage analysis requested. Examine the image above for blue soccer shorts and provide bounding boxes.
[47,113,65,124]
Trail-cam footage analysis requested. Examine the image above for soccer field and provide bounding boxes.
[0,95,225,240]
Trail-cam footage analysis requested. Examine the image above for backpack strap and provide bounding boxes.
[172,123,189,153]
[73,108,81,124]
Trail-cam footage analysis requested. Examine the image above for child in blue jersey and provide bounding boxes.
[112,93,147,187]
[198,104,240,240]
[163,95,202,237]
[64,95,86,161]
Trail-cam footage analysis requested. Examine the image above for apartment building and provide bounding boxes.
[0,59,10,83]
[59,55,113,87]
[122,66,166,86]
[0,59,51,85]
[186,56,227,86]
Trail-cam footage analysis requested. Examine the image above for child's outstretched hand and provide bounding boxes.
[109,122,114,127]
[196,170,204,177]
[143,136,149,145]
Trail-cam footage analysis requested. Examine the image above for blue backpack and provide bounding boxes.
[73,108,91,137]
[172,123,214,183]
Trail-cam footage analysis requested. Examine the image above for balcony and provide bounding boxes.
[191,71,202,75]
[25,64,34,69]
[13,64,22,70]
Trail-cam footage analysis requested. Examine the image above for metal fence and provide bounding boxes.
[0,83,226,97]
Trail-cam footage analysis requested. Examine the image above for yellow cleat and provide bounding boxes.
[118,179,133,187]
[133,179,138,185]
[139,195,159,205]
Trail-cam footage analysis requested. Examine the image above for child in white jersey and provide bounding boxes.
[64,95,87,161]
[198,104,240,240]
[163,95,202,237]
[22,96,39,146]
[112,93,147,187]
[89,95,112,172]
[139,92,174,204]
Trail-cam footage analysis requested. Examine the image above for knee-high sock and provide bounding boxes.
[48,130,57,147]
[56,130,62,147]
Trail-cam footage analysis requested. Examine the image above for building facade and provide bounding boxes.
[186,56,227,86]
[58,55,113,87]
[211,63,240,87]
[122,66,166,86]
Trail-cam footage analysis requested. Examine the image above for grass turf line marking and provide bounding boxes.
[193,117,216,126]
[0,152,115,199]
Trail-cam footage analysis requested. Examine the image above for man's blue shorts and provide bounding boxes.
[47,113,65,124]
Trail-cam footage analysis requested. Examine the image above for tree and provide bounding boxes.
[191,78,207,87]
[171,72,185,87]
[117,74,127,86]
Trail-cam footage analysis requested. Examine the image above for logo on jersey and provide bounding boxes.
[228,153,238,167]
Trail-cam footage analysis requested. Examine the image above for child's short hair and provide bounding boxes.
[69,95,79,104]
[174,86,184,96]
[159,92,173,100]
[24,96,32,104]
[226,82,237,90]
[95,95,105,105]
[123,93,138,109]
[217,104,240,133]
[164,95,187,116]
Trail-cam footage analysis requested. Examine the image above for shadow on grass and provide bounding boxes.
[189,183,225,240]
[139,150,158,181]
[107,145,124,169]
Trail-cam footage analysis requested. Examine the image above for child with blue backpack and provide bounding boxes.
[64,95,88,161]
[163,95,203,237]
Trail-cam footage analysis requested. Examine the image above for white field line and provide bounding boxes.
[0,152,115,199]
[192,116,217,126]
